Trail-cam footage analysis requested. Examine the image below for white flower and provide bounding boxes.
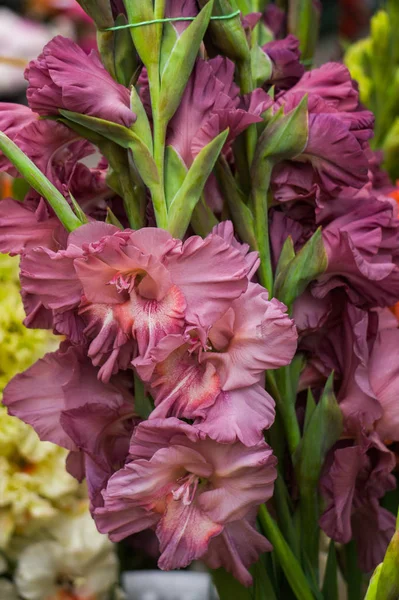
[14,508,118,600]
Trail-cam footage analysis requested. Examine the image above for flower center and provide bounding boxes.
[172,473,200,506]
[108,269,146,294]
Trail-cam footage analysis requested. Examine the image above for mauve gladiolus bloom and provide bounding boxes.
[25,36,136,127]
[166,57,271,167]
[95,418,277,586]
[262,35,305,91]
[270,63,374,202]
[319,434,396,572]
[3,343,137,509]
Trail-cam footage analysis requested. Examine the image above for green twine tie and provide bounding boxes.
[104,10,241,32]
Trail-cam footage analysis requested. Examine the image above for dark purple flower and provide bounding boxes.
[262,35,305,91]
[319,433,396,572]
[25,36,136,127]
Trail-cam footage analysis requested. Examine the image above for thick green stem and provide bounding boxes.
[0,132,81,232]
[258,505,314,600]
[252,162,274,293]
[146,0,168,229]
[151,110,168,228]
[237,58,257,168]
[267,371,301,455]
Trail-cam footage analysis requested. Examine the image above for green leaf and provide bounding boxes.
[251,44,273,88]
[76,0,113,28]
[251,96,309,190]
[199,0,250,63]
[294,373,342,489]
[159,1,214,122]
[275,236,295,282]
[303,388,316,434]
[159,22,178,75]
[113,14,139,87]
[345,541,363,600]
[134,374,153,419]
[0,132,81,232]
[69,193,89,224]
[124,1,158,72]
[375,527,399,600]
[215,157,257,249]
[164,145,187,207]
[294,374,343,570]
[258,506,315,600]
[211,568,252,600]
[106,207,124,229]
[167,129,228,238]
[130,87,153,153]
[59,110,160,189]
[273,227,328,309]
[322,540,339,600]
[191,196,219,237]
[364,564,383,600]
[288,0,321,63]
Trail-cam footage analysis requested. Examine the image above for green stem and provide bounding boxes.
[152,110,168,228]
[251,158,274,294]
[147,0,168,229]
[0,132,81,232]
[237,58,257,168]
[258,505,315,600]
[267,371,301,455]
[253,185,273,292]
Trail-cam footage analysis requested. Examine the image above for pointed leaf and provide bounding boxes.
[303,388,316,434]
[0,132,81,232]
[322,540,339,600]
[167,129,228,238]
[76,0,113,28]
[164,145,187,207]
[130,87,153,153]
[365,564,383,600]
[114,14,139,87]
[275,236,295,284]
[69,193,89,224]
[59,110,160,189]
[215,157,257,249]
[252,96,309,190]
[294,373,343,487]
[160,1,214,122]
[106,208,124,229]
[160,22,178,75]
[258,506,315,600]
[251,44,273,88]
[124,1,158,72]
[199,0,250,63]
[375,527,399,600]
[273,227,328,308]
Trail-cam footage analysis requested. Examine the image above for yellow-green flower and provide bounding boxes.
[0,254,80,548]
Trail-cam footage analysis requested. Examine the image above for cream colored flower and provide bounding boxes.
[15,507,118,600]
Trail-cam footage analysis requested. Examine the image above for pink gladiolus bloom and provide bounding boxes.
[20,222,252,380]
[25,36,136,127]
[95,418,277,586]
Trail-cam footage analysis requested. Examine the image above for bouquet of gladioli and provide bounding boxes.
[0,0,398,598]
